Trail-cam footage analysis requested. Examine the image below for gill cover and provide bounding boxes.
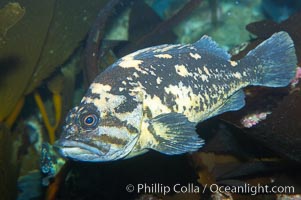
[56,102,141,162]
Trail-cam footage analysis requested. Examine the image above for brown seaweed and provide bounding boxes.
[219,85,301,162]
[45,160,70,200]
[84,0,126,85]
[224,51,301,163]
[0,0,110,123]
[25,0,111,93]
[0,0,55,121]
[219,12,301,163]
[115,0,203,57]
[241,89,301,162]
[246,12,301,65]
[0,124,22,200]
[0,2,25,40]
[187,12,301,198]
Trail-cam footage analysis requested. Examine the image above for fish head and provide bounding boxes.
[55,102,140,162]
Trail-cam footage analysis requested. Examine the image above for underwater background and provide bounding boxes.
[1,0,301,199]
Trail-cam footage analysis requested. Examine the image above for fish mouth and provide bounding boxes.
[54,139,110,159]
[54,134,139,162]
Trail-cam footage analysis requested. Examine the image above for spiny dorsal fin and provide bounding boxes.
[193,35,231,60]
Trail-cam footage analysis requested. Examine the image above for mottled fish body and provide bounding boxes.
[56,32,296,162]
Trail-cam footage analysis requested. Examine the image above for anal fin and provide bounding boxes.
[147,113,204,155]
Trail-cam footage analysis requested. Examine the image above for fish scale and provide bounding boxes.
[56,32,297,162]
[108,52,245,121]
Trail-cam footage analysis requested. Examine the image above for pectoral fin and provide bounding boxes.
[216,89,245,114]
[147,113,204,155]
[204,89,245,121]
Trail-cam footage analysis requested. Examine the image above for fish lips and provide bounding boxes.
[54,139,110,161]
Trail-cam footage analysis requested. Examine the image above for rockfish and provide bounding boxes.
[56,31,297,162]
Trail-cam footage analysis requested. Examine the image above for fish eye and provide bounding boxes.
[81,113,99,128]
[85,116,94,124]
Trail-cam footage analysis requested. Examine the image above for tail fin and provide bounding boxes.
[242,31,297,87]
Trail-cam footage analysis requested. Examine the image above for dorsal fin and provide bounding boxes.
[193,35,231,60]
